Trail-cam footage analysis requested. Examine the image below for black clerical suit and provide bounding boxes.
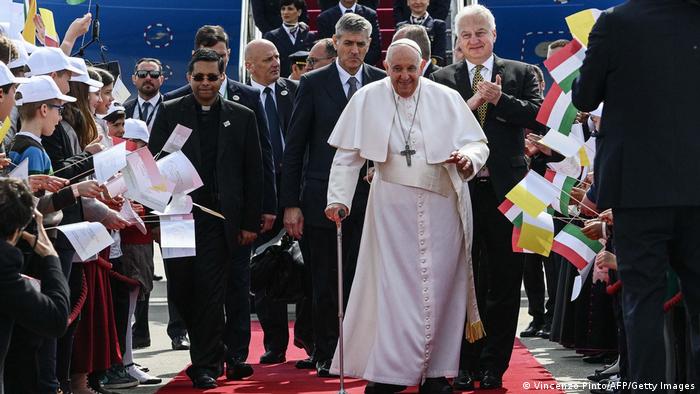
[264,25,313,77]
[316,4,382,66]
[392,0,450,23]
[280,62,385,366]
[0,241,69,394]
[572,1,700,387]
[165,79,275,363]
[252,0,309,34]
[148,94,263,379]
[396,15,447,66]
[431,57,543,378]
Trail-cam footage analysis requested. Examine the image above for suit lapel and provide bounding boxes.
[275,79,293,135]
[226,77,241,103]
[492,55,505,83]
[454,61,472,100]
[324,65,348,107]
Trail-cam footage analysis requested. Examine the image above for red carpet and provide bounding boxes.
[158,323,563,393]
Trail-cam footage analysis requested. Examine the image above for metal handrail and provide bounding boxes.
[237,0,263,82]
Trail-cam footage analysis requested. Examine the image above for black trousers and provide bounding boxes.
[223,243,253,363]
[460,179,525,376]
[166,213,230,378]
[305,212,364,362]
[523,254,558,326]
[614,207,700,390]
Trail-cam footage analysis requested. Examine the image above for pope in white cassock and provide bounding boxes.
[324,39,490,394]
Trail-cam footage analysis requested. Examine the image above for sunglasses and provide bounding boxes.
[191,73,222,82]
[47,103,64,115]
[306,56,334,67]
[135,70,162,79]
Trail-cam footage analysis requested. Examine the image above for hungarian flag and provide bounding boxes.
[552,223,603,270]
[536,82,578,135]
[543,39,586,92]
[505,170,559,218]
[498,199,522,223]
[565,9,602,47]
[517,211,554,257]
[544,169,577,215]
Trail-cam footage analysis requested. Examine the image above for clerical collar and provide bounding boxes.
[465,55,494,75]
[196,97,221,113]
[335,60,363,87]
[338,2,357,13]
[137,92,162,107]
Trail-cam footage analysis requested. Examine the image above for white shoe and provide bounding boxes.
[127,364,162,385]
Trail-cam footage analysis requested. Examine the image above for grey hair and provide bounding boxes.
[455,5,497,31]
[393,24,431,61]
[334,13,372,38]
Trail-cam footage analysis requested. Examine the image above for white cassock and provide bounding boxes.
[326,77,489,385]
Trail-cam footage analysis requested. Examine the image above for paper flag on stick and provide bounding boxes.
[8,158,28,181]
[56,221,114,261]
[565,9,602,47]
[162,124,193,153]
[517,211,554,257]
[505,170,560,217]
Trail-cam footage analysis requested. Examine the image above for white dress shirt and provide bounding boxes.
[339,2,357,13]
[335,60,364,97]
[218,78,228,100]
[465,55,495,86]
[136,93,162,131]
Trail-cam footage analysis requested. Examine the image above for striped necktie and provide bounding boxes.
[472,64,488,126]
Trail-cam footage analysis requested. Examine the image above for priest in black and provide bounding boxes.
[149,49,264,389]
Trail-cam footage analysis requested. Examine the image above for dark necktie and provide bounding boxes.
[472,65,488,126]
[140,102,151,123]
[347,76,358,100]
[264,87,284,169]
[345,8,353,13]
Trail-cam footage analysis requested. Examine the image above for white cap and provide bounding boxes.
[0,62,30,86]
[68,57,103,92]
[123,118,149,142]
[15,75,77,105]
[8,39,30,69]
[26,47,85,77]
[99,101,126,120]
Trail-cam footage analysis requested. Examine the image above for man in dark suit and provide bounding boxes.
[393,0,450,24]
[319,0,377,10]
[395,0,447,65]
[163,25,276,379]
[572,1,700,387]
[252,0,309,34]
[280,12,385,377]
[0,179,70,394]
[149,48,264,389]
[263,0,313,79]
[392,24,441,77]
[431,5,543,389]
[316,0,381,66]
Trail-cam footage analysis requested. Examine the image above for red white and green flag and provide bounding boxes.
[544,169,577,215]
[543,39,586,93]
[498,199,522,223]
[552,224,604,270]
[536,82,578,135]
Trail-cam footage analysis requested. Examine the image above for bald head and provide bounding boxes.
[244,39,281,86]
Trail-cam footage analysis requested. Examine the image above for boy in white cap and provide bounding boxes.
[121,118,149,149]
[26,47,84,94]
[0,62,29,169]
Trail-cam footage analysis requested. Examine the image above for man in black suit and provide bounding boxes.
[393,0,449,24]
[319,0,377,10]
[431,5,543,389]
[316,0,381,66]
[149,48,264,389]
[0,179,70,394]
[392,24,441,77]
[164,25,276,379]
[395,0,447,65]
[280,12,385,377]
[263,0,313,79]
[252,0,309,34]
[572,1,700,387]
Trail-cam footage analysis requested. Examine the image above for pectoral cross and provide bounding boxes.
[400,144,416,166]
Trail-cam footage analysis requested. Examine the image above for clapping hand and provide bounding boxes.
[477,74,502,105]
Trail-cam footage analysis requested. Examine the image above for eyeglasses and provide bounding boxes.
[306,56,334,67]
[47,103,64,115]
[191,73,221,82]
[135,70,162,79]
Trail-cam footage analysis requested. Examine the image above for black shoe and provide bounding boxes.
[295,357,316,369]
[87,372,122,394]
[587,370,618,382]
[419,377,452,394]
[479,371,502,389]
[171,335,190,350]
[520,320,544,337]
[316,359,334,377]
[536,325,551,339]
[453,370,475,390]
[226,361,254,380]
[192,374,217,389]
[365,381,407,393]
[132,336,151,349]
[153,275,163,281]
[103,365,139,389]
[260,350,286,364]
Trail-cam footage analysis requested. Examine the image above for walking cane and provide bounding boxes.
[336,208,348,394]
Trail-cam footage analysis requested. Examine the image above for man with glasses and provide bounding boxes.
[305,38,337,72]
[149,48,264,389]
[125,58,164,132]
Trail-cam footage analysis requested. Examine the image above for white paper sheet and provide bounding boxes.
[93,142,127,183]
[161,247,197,259]
[571,260,594,301]
[123,148,171,212]
[120,202,147,235]
[9,158,28,180]
[56,221,114,262]
[112,77,131,104]
[157,151,203,194]
[162,124,192,153]
[104,174,127,197]
[159,215,195,249]
[152,193,193,216]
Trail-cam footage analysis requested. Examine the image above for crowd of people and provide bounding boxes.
[0,1,698,394]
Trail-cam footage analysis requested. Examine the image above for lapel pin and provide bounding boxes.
[281,90,289,96]
[232,95,240,101]
[223,120,231,127]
